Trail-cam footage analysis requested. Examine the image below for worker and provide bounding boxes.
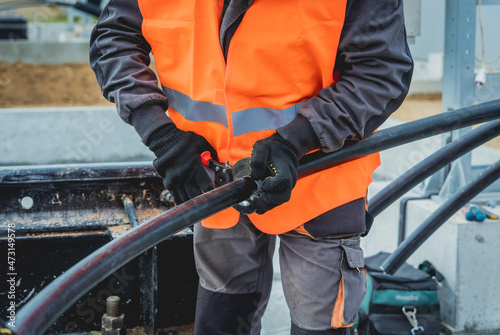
[90,0,413,334]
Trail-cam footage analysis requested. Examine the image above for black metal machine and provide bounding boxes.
[0,163,197,334]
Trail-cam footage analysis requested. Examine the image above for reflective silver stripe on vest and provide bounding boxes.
[231,104,302,136]
[163,85,228,127]
[162,85,302,136]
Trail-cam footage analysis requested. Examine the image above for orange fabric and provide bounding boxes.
[331,259,355,328]
[217,0,224,24]
[294,225,316,240]
[138,0,380,234]
[200,208,240,229]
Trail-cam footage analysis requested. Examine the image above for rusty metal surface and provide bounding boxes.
[0,162,197,334]
[0,162,173,234]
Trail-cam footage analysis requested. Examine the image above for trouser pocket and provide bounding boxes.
[331,237,366,328]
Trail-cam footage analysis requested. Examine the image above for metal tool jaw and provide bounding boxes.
[200,152,258,214]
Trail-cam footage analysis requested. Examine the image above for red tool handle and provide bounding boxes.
[200,151,212,167]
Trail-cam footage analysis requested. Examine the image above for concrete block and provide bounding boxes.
[0,106,154,166]
[0,41,89,64]
[365,190,500,334]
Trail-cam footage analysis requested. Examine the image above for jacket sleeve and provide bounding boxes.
[292,0,414,153]
[89,0,172,143]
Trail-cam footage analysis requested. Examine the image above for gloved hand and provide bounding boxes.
[234,115,321,215]
[248,133,300,214]
[147,123,217,205]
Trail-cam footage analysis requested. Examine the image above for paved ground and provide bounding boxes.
[261,245,291,334]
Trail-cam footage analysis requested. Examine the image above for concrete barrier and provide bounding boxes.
[0,40,89,64]
[0,106,154,166]
[366,180,500,334]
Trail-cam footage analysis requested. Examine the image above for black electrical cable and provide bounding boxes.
[47,0,102,16]
[298,98,500,177]
[380,158,500,275]
[13,98,500,334]
[368,119,500,218]
[14,177,257,335]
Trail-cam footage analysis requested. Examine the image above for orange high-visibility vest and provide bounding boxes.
[138,0,380,234]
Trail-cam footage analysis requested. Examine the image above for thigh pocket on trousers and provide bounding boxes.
[331,237,367,329]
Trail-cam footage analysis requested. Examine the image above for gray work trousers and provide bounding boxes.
[193,216,366,334]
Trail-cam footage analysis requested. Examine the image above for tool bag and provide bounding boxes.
[356,252,442,335]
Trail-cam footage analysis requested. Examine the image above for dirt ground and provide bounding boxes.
[0,61,440,114]
[0,62,112,107]
[1,61,497,148]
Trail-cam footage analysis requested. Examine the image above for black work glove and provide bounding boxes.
[242,115,320,215]
[147,123,217,205]
[249,133,299,214]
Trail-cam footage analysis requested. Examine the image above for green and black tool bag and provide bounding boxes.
[356,252,442,335]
